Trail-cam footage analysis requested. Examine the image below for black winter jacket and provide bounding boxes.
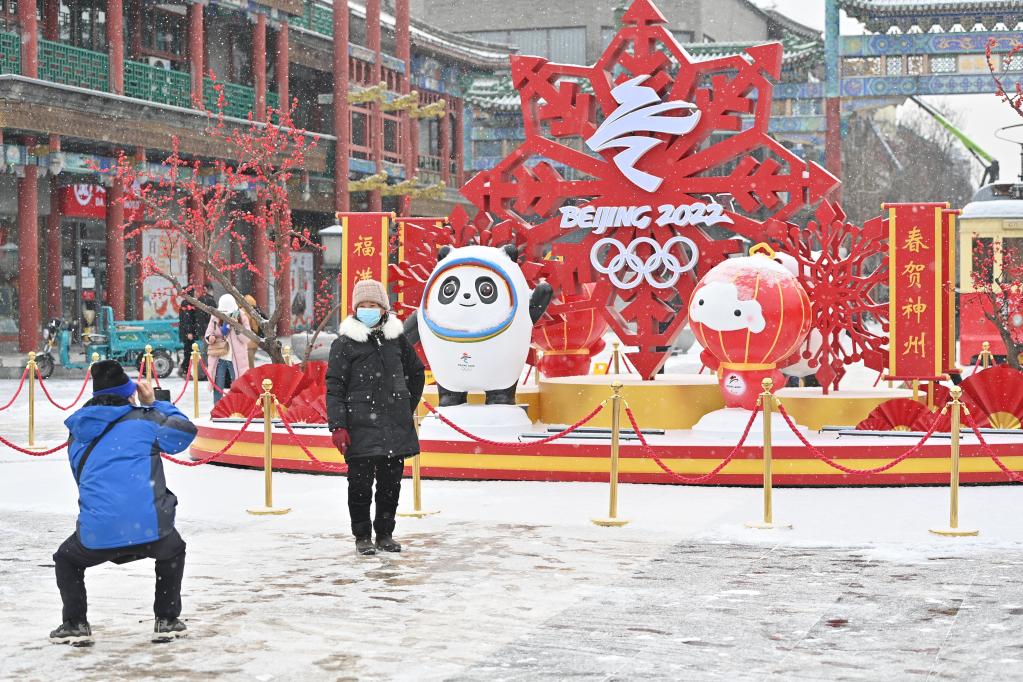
[326,314,426,459]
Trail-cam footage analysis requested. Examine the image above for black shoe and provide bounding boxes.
[49,621,93,647]
[376,534,402,553]
[152,617,187,643]
[355,536,377,555]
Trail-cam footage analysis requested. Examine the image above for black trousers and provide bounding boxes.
[53,530,186,623]
[347,456,405,538]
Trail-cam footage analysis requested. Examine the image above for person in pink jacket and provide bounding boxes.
[204,294,252,402]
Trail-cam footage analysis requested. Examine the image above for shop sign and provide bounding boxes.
[59,184,143,222]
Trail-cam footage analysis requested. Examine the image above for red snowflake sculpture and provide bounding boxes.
[460,0,839,377]
[766,201,889,391]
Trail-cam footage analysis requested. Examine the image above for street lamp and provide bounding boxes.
[320,223,343,268]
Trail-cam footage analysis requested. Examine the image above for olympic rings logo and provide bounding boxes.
[590,236,700,290]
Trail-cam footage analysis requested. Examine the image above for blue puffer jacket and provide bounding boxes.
[64,398,198,550]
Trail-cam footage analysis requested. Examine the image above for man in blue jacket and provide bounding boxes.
[50,360,198,647]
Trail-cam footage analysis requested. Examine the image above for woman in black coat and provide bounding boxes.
[326,280,425,555]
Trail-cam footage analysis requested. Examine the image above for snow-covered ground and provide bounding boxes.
[3,376,1023,681]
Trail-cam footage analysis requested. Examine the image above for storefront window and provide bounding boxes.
[0,220,18,338]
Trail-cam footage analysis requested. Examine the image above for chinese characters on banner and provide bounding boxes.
[885,202,948,380]
[941,208,960,374]
[336,212,392,314]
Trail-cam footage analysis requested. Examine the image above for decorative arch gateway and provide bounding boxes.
[456,0,870,379]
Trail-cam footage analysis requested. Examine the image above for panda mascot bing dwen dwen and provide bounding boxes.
[403,244,552,407]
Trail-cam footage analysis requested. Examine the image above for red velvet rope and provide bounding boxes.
[0,435,69,456]
[0,365,30,411]
[276,404,348,473]
[963,411,1023,484]
[623,401,760,483]
[776,402,944,475]
[421,400,605,448]
[171,362,192,405]
[160,403,261,466]
[197,357,228,395]
[35,369,91,411]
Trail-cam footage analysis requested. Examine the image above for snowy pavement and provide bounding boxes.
[2,378,1023,681]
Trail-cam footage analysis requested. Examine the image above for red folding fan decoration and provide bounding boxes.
[855,398,943,432]
[960,365,1023,429]
[210,390,262,419]
[913,382,951,409]
[221,365,307,404]
[284,361,328,424]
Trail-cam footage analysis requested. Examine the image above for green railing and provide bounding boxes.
[0,32,19,75]
[0,32,282,121]
[39,39,109,91]
[124,60,192,108]
[290,1,333,36]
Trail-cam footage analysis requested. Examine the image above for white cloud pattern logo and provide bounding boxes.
[586,75,701,193]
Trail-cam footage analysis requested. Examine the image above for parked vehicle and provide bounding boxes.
[35,306,181,379]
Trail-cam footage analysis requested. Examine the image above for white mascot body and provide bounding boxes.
[418,245,534,397]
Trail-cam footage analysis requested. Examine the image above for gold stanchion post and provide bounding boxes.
[247,379,291,515]
[191,342,201,420]
[912,378,919,402]
[144,344,154,383]
[91,352,99,365]
[283,345,292,366]
[930,387,978,536]
[26,352,42,450]
[746,378,791,530]
[398,414,439,518]
[593,382,629,527]
[612,341,621,375]
[980,341,992,369]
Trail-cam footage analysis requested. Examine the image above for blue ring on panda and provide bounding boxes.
[421,256,519,343]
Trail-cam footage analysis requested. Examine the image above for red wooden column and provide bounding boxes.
[396,0,413,212]
[187,197,206,291]
[107,0,124,93]
[366,0,383,211]
[253,14,267,121]
[46,135,62,320]
[332,1,350,212]
[17,147,39,352]
[18,0,38,78]
[454,99,465,187]
[440,111,451,185]
[253,206,269,310]
[276,22,289,116]
[106,174,126,320]
[188,3,205,105]
[276,249,291,336]
[43,0,59,40]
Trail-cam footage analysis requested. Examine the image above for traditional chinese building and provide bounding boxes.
[0,0,511,351]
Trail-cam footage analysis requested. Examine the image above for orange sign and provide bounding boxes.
[885,202,948,380]
[336,212,393,315]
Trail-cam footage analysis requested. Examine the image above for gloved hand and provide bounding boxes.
[331,428,351,454]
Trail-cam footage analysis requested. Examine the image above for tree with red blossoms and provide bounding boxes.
[971,239,1023,370]
[987,39,1023,119]
[108,82,320,364]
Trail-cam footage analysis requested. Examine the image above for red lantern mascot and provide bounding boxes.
[689,243,811,410]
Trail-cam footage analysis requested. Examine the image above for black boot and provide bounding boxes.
[49,621,93,647]
[152,617,187,643]
[376,535,402,553]
[355,536,377,555]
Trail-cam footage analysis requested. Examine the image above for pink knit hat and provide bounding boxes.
[351,279,390,310]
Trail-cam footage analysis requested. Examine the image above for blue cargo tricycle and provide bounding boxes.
[35,306,181,379]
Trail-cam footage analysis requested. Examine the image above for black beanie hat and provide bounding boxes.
[92,360,137,398]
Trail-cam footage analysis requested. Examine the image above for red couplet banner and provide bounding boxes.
[336,212,393,315]
[941,208,960,375]
[885,202,948,380]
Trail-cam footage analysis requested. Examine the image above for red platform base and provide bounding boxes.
[190,421,1023,486]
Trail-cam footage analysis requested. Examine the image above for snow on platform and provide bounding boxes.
[2,378,1023,679]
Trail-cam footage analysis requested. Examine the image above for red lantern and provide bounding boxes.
[532,284,609,378]
[689,243,811,410]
